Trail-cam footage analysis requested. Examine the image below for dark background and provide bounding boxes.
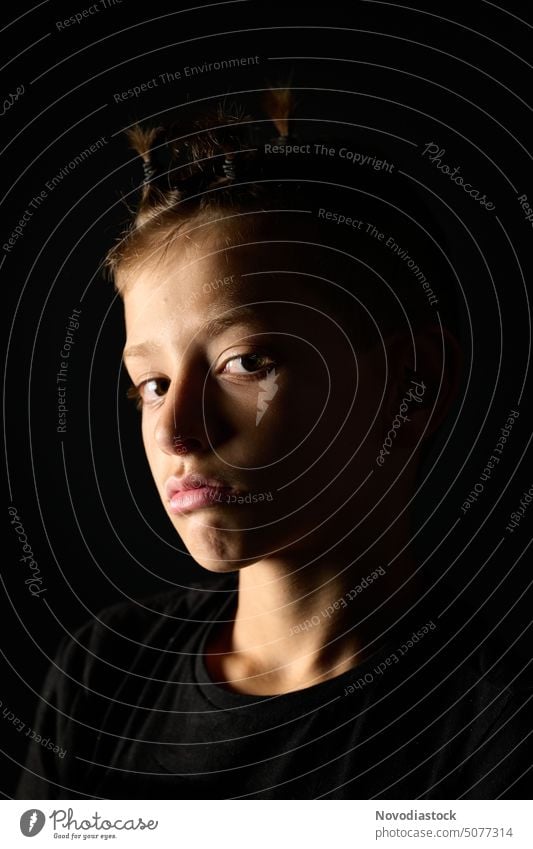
[2,0,532,796]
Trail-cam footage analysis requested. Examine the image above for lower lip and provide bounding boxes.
[168,486,235,514]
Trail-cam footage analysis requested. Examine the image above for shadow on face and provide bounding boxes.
[121,216,462,572]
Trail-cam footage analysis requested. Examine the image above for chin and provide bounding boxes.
[173,516,269,573]
[188,548,265,574]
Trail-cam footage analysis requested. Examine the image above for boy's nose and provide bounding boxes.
[153,368,220,456]
[154,399,207,456]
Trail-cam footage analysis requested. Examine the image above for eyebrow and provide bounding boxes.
[123,340,160,360]
[122,306,263,360]
[203,306,261,339]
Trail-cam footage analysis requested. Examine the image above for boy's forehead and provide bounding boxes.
[123,257,286,348]
[120,216,323,288]
[124,256,255,317]
[120,221,349,342]
[122,237,317,313]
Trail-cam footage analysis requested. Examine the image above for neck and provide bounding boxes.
[205,528,423,695]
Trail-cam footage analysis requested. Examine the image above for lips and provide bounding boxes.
[164,473,231,500]
[164,473,235,515]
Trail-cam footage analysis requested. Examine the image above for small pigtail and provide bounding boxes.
[197,102,253,185]
[127,123,164,189]
[263,87,293,141]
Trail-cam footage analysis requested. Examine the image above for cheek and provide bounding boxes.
[140,416,160,476]
[141,415,150,449]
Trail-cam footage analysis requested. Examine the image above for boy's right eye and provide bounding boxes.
[127,377,170,409]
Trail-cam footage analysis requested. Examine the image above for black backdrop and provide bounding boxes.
[2,0,532,797]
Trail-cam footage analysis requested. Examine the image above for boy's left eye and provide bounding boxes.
[220,353,276,376]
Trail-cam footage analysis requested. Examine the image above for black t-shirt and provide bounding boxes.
[16,581,533,799]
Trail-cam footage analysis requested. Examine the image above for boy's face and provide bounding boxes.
[121,224,417,572]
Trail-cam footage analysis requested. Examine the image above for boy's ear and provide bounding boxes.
[381,324,463,441]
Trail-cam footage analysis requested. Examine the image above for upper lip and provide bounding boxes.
[164,474,233,500]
